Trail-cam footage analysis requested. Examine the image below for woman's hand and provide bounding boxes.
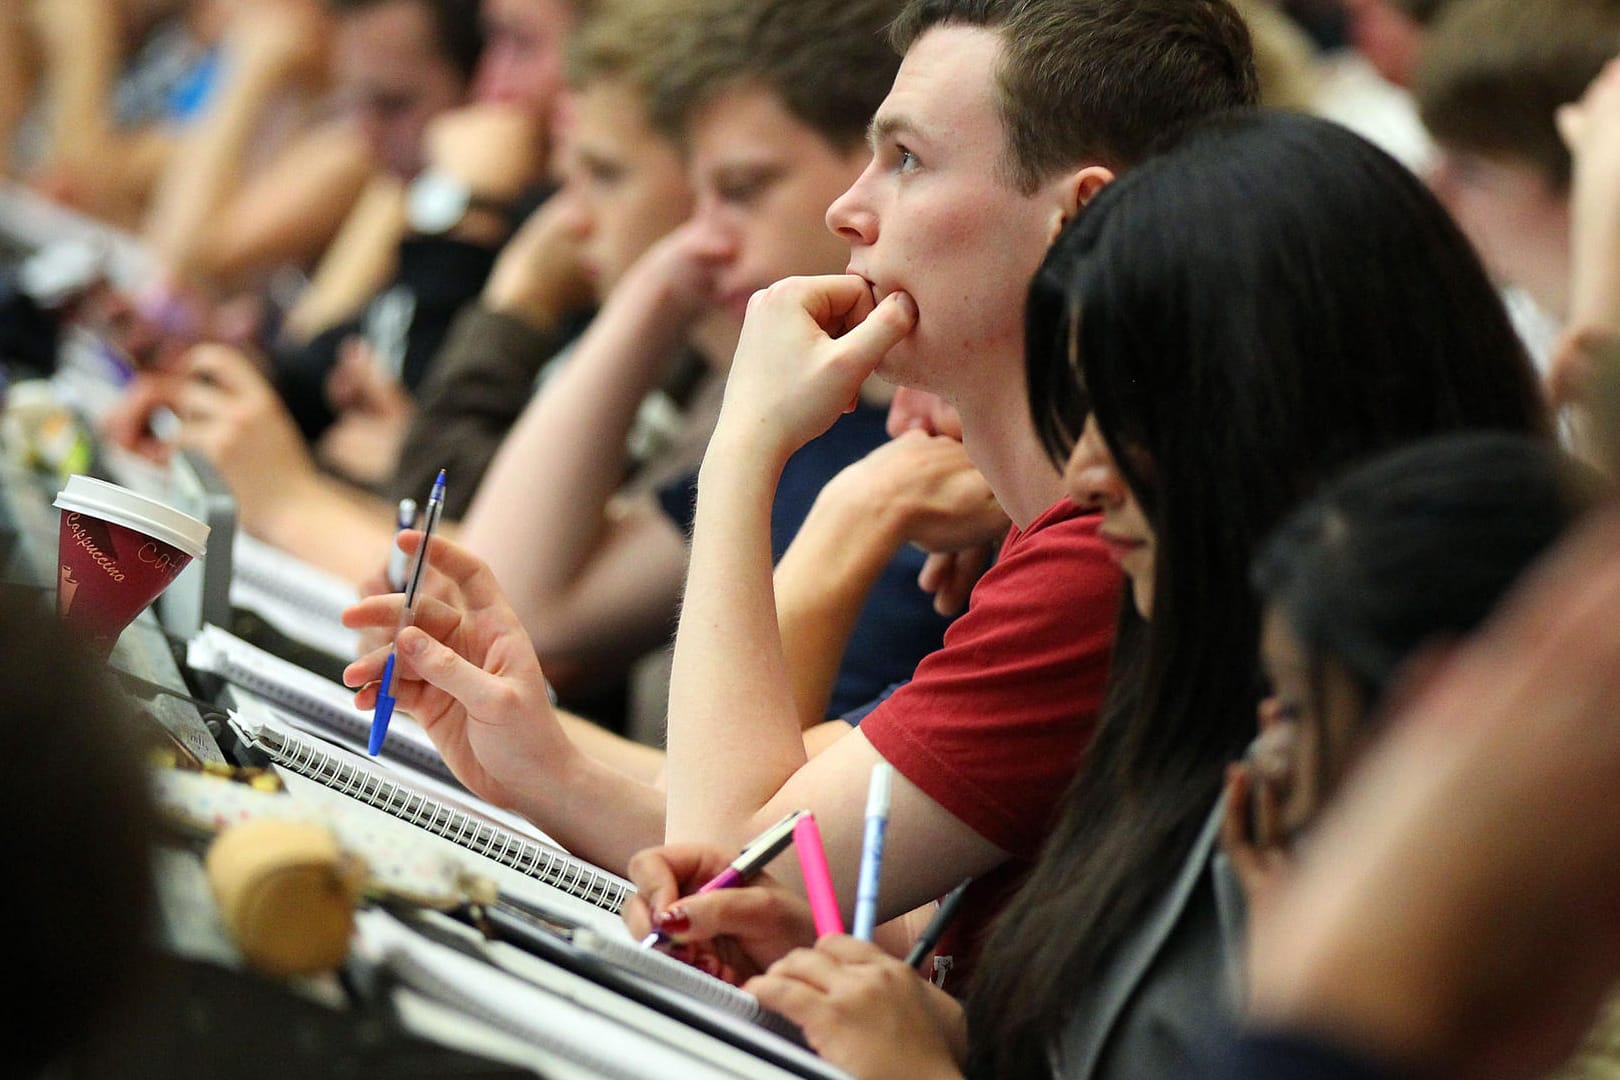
[746,935,968,1080]
[622,843,817,986]
[1220,758,1293,969]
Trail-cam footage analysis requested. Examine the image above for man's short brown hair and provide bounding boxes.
[888,0,1260,191]
[563,0,694,107]
[1414,0,1620,187]
[643,0,904,152]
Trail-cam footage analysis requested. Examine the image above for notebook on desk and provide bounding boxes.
[188,622,454,785]
[223,697,633,927]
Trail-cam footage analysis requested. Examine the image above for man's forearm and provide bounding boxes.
[458,282,688,645]
[36,0,116,166]
[252,474,412,585]
[775,480,908,729]
[144,47,303,286]
[665,434,807,848]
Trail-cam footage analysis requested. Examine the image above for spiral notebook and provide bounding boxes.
[188,623,457,786]
[228,713,633,917]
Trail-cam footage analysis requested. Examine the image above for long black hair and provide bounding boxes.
[1254,431,1597,719]
[972,108,1550,1077]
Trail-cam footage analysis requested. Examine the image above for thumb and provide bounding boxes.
[836,290,917,368]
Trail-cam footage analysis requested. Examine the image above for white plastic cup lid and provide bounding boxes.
[53,474,210,559]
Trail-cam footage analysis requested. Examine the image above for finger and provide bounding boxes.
[832,290,917,368]
[781,274,882,332]
[626,845,702,916]
[917,550,950,595]
[390,626,516,717]
[339,589,472,693]
[339,591,463,652]
[672,884,813,953]
[383,530,510,611]
[343,636,397,689]
[746,969,829,1027]
[185,343,257,390]
[1220,763,1252,856]
[810,934,891,964]
[621,893,656,940]
[935,548,981,616]
[1255,770,1285,850]
[760,943,845,993]
[1557,102,1586,150]
[173,377,230,422]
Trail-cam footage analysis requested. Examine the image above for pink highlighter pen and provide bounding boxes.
[794,812,845,937]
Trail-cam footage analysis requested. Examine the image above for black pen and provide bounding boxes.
[640,809,808,947]
[905,878,971,969]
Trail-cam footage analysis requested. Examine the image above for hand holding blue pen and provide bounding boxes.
[369,470,446,756]
[853,762,892,940]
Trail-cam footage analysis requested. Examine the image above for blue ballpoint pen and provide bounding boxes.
[852,762,893,941]
[370,470,445,756]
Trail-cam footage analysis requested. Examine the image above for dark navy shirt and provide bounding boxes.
[656,402,959,720]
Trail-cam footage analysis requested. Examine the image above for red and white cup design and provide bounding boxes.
[53,475,210,656]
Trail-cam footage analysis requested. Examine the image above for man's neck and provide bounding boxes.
[955,380,1067,531]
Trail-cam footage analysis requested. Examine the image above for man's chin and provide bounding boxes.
[873,334,927,388]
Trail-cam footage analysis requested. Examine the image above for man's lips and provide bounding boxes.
[846,267,882,305]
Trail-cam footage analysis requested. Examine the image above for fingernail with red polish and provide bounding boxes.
[654,906,690,935]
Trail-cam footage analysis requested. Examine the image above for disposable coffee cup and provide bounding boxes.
[53,474,210,656]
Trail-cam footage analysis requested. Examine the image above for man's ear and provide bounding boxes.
[1047,165,1117,242]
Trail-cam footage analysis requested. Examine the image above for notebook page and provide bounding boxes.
[231,532,360,626]
[189,624,460,793]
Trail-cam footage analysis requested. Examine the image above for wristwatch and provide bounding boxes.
[405,168,516,237]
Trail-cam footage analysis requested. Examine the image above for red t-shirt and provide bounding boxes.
[861,499,1120,985]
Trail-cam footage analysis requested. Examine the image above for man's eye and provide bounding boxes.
[720,180,763,204]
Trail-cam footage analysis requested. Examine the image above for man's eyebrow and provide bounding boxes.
[867,113,918,151]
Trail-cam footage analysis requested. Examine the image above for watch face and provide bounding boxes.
[407,171,471,234]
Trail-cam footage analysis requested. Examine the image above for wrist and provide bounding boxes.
[814,467,912,554]
[704,420,798,482]
[615,255,705,332]
[406,168,521,245]
[482,275,571,333]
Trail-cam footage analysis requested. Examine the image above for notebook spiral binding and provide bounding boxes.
[252,724,631,913]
